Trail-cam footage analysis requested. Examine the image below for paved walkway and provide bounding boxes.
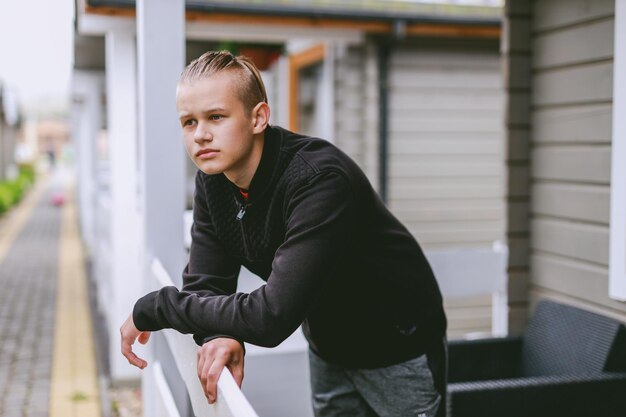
[0,172,101,417]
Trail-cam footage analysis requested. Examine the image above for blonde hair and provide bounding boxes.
[179,50,268,113]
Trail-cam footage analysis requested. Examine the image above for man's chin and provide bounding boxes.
[195,162,223,176]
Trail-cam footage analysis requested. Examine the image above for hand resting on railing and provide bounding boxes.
[120,258,259,416]
[120,303,246,406]
[120,313,151,369]
[197,337,245,404]
[120,305,245,405]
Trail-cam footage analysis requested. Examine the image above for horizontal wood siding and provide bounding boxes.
[529,0,626,319]
[533,0,615,32]
[533,104,612,144]
[532,218,609,265]
[533,19,614,69]
[387,44,505,250]
[531,146,611,184]
[532,254,620,307]
[333,45,366,170]
[532,183,610,224]
[444,295,492,340]
[387,42,505,337]
[533,62,613,106]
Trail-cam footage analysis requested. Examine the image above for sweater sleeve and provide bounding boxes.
[133,170,355,347]
[133,172,241,346]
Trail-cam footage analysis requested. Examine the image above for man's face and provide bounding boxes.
[176,71,259,180]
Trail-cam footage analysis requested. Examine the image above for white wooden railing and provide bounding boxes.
[94,192,112,319]
[150,258,259,417]
[180,210,313,417]
[426,241,509,338]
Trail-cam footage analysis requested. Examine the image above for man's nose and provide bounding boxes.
[194,123,212,143]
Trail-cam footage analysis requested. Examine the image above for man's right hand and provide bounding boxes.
[120,314,151,369]
[197,337,245,404]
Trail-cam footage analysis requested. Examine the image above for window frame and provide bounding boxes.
[288,43,325,132]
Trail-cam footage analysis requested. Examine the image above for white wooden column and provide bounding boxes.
[136,1,186,415]
[137,0,186,282]
[71,70,104,254]
[105,28,142,382]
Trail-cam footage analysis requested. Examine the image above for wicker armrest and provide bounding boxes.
[447,372,626,417]
[448,336,522,382]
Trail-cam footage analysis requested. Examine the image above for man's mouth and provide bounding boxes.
[196,149,219,159]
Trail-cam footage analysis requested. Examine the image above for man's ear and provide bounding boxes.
[252,102,270,134]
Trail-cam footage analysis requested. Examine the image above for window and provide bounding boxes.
[288,43,326,135]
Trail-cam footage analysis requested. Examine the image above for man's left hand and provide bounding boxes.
[197,337,245,404]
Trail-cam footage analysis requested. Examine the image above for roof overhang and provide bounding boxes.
[78,0,501,40]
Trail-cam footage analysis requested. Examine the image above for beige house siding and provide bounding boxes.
[333,43,380,189]
[386,41,505,338]
[529,0,626,318]
[333,45,367,169]
[386,41,505,250]
[332,39,507,338]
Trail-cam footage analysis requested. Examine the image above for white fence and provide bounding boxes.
[150,258,259,417]
[94,191,112,322]
[426,242,509,338]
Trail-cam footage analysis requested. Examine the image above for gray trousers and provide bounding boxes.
[309,339,447,417]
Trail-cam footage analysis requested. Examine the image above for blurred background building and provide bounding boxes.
[0,85,20,183]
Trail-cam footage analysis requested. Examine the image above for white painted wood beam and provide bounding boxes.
[78,13,135,36]
[137,0,186,282]
[105,27,142,381]
[71,70,103,255]
[136,2,186,413]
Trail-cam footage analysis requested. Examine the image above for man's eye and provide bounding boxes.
[209,115,223,121]
[183,119,196,127]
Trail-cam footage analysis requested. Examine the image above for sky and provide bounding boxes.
[0,0,74,116]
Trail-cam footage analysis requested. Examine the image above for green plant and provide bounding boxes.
[70,391,89,402]
[9,180,22,202]
[0,183,14,213]
[111,399,120,415]
[0,163,36,215]
[18,163,35,184]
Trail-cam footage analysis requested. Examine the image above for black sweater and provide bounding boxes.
[133,125,446,368]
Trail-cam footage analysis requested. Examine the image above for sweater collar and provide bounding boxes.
[229,125,282,203]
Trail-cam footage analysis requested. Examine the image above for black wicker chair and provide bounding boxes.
[447,300,626,417]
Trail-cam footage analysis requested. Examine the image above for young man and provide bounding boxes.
[121,50,447,417]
